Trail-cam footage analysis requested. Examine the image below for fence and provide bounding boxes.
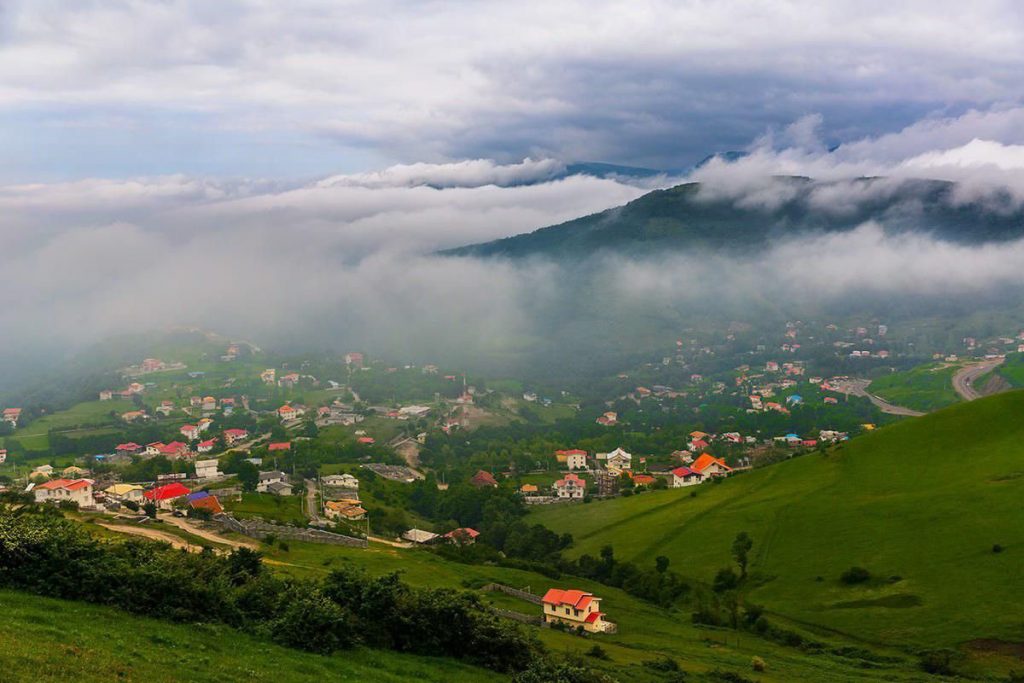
[213,513,368,548]
[481,583,542,604]
[492,608,543,626]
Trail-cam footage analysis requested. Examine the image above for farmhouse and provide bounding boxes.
[444,527,480,545]
[671,466,703,487]
[541,589,614,633]
[256,471,288,493]
[402,528,439,544]
[691,453,733,478]
[553,472,586,499]
[32,479,94,507]
[223,428,249,446]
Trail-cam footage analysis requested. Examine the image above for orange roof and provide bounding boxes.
[35,478,91,491]
[691,453,731,473]
[520,484,539,492]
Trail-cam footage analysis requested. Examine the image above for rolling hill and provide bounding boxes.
[528,390,1024,672]
[444,177,1024,259]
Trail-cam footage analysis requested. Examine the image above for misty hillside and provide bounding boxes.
[444,177,1024,259]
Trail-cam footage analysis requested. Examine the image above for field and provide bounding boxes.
[995,352,1024,387]
[9,399,134,452]
[528,390,1024,675]
[224,492,308,525]
[869,362,961,411]
[0,589,498,683]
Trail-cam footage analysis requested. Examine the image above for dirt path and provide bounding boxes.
[304,478,321,522]
[159,514,260,549]
[368,535,414,548]
[96,522,205,553]
[952,358,1005,401]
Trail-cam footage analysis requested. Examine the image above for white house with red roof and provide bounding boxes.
[32,479,94,507]
[671,466,704,488]
[197,438,216,453]
[541,589,614,633]
[444,527,480,545]
[116,442,143,455]
[555,449,588,470]
[553,472,586,499]
[159,441,191,459]
[691,453,732,478]
[278,404,302,421]
[180,424,200,441]
[144,482,191,510]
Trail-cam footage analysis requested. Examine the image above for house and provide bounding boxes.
[0,449,6,464]
[146,442,165,457]
[602,447,632,475]
[631,473,656,487]
[121,410,146,423]
[268,442,291,452]
[322,473,359,489]
[144,482,191,509]
[195,458,221,479]
[104,483,145,503]
[556,449,588,470]
[444,527,480,545]
[257,471,287,491]
[596,411,617,426]
[116,442,142,455]
[671,466,703,488]
[32,464,54,477]
[198,418,214,432]
[553,473,586,499]
[324,499,367,521]
[356,436,375,445]
[62,466,87,478]
[402,528,439,544]
[180,424,200,441]
[201,396,217,411]
[186,491,223,514]
[278,404,301,421]
[344,352,364,367]
[691,453,732,478]
[266,481,293,496]
[261,368,276,384]
[519,483,539,496]
[223,428,249,446]
[159,441,190,459]
[99,390,113,401]
[197,438,216,453]
[470,470,498,488]
[32,479,94,507]
[541,589,613,633]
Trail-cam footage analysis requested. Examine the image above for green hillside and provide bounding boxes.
[445,178,1024,259]
[0,589,496,683]
[529,391,1024,672]
[868,362,961,412]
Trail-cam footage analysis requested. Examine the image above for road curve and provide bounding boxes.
[952,358,1005,401]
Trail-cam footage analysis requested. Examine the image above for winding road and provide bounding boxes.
[952,358,1005,401]
[827,378,926,417]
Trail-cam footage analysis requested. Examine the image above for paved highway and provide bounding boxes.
[952,358,1005,401]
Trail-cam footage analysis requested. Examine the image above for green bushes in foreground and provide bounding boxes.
[0,505,542,674]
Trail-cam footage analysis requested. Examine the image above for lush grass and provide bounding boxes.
[0,589,499,683]
[10,399,134,451]
[224,492,307,525]
[996,352,1024,387]
[869,362,961,411]
[528,390,1024,673]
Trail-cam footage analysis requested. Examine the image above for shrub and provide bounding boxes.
[992,544,1004,554]
[713,567,739,592]
[917,648,958,676]
[840,566,871,585]
[586,644,609,660]
[751,656,766,672]
[643,656,681,672]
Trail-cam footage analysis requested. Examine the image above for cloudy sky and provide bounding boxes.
[4,0,1024,180]
[5,1,1024,386]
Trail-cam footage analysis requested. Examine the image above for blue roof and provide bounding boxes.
[785,433,800,439]
[186,491,210,501]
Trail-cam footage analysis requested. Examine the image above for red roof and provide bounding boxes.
[692,453,732,474]
[198,439,216,447]
[444,527,480,539]
[144,482,191,501]
[268,442,291,451]
[632,474,656,485]
[224,429,248,437]
[189,495,223,514]
[35,478,91,491]
[470,470,498,487]
[555,449,587,456]
[116,442,141,451]
[584,611,604,624]
[671,466,699,478]
[542,588,595,610]
[357,437,375,444]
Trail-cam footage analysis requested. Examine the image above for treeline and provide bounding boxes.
[0,506,603,680]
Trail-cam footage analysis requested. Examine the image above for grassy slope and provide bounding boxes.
[0,589,497,683]
[996,352,1024,387]
[528,391,1024,659]
[869,362,961,411]
[10,399,135,452]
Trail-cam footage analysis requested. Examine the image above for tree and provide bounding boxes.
[655,555,670,574]
[237,461,259,492]
[713,567,739,593]
[732,531,753,579]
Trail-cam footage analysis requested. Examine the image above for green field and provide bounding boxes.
[995,352,1024,387]
[869,362,961,411]
[10,399,134,451]
[0,589,497,683]
[224,492,307,525]
[528,391,1024,675]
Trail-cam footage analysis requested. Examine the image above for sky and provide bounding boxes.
[4,1,1024,180]
[6,1,1024,387]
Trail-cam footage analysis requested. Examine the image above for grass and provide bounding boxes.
[527,390,1024,675]
[224,492,307,526]
[10,399,134,451]
[996,352,1024,387]
[0,589,499,683]
[869,362,961,411]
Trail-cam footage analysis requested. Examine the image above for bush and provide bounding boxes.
[840,566,871,585]
[751,656,766,672]
[271,590,358,654]
[643,656,681,672]
[993,543,1004,554]
[918,648,958,676]
[713,567,739,592]
[586,644,609,660]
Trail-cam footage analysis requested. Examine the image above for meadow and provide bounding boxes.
[868,362,961,411]
[528,391,1024,676]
